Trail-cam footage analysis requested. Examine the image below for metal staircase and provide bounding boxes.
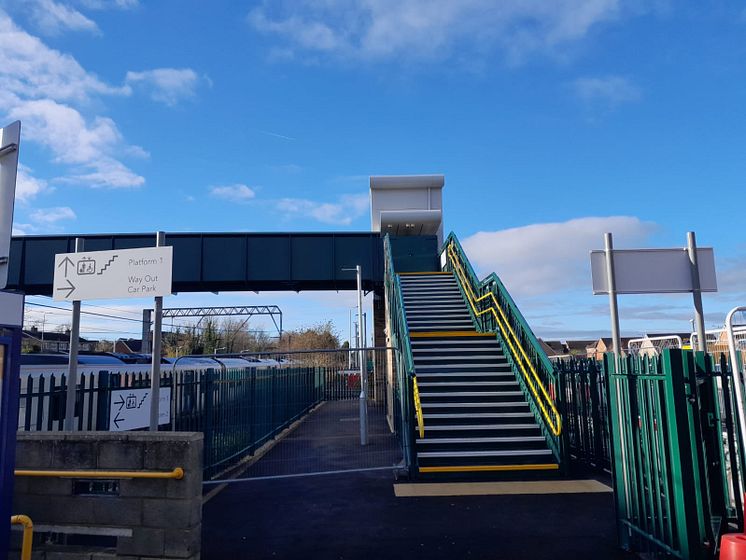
[400,272,558,474]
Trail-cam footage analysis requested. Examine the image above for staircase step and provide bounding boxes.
[417,381,517,387]
[423,412,533,419]
[420,391,523,398]
[416,436,546,445]
[424,423,539,431]
[421,402,527,409]
[416,364,512,371]
[417,449,553,459]
[416,372,514,378]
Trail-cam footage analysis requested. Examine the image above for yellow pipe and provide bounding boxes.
[14,467,184,480]
[447,243,562,436]
[10,514,33,560]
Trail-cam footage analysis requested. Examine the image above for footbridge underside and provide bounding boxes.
[7,232,438,295]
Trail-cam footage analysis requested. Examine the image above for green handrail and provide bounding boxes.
[441,232,564,463]
[383,234,417,473]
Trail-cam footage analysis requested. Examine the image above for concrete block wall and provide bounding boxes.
[9,431,203,560]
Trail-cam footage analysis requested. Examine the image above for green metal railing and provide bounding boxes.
[441,232,564,465]
[605,350,741,559]
[383,234,417,475]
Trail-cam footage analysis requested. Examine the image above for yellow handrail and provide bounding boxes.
[447,243,562,436]
[11,515,33,560]
[413,376,425,439]
[14,467,184,479]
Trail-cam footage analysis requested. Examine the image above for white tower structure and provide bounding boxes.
[369,175,444,245]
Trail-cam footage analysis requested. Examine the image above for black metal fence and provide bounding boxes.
[555,357,612,473]
[18,349,402,480]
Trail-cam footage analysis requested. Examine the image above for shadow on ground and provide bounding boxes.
[202,470,632,560]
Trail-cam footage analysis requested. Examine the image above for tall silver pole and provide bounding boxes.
[149,231,165,431]
[348,308,353,368]
[604,233,622,368]
[687,232,707,352]
[605,231,631,539]
[357,265,368,446]
[64,237,84,431]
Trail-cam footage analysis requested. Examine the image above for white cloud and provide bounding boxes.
[461,216,658,297]
[0,11,145,188]
[125,68,205,106]
[77,0,139,9]
[248,0,648,63]
[29,206,76,223]
[275,193,369,225]
[14,164,48,202]
[8,98,145,187]
[27,0,99,35]
[0,12,126,102]
[571,75,642,106]
[210,184,257,202]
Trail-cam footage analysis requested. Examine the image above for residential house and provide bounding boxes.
[22,326,97,353]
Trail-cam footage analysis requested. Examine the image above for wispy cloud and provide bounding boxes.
[275,193,368,225]
[462,216,658,297]
[209,184,257,202]
[78,0,139,9]
[256,129,296,141]
[0,11,144,188]
[29,206,76,224]
[14,164,48,202]
[9,98,144,188]
[571,75,642,107]
[248,1,649,64]
[125,68,207,106]
[27,0,99,35]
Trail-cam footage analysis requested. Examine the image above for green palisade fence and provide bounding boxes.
[604,350,741,559]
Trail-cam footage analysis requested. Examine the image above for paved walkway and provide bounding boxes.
[202,399,631,559]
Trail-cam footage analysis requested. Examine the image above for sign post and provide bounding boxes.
[0,121,20,290]
[687,232,707,352]
[64,237,84,431]
[150,231,165,432]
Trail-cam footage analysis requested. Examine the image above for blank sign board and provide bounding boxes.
[590,248,717,295]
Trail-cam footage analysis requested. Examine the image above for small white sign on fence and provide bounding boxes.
[109,387,171,431]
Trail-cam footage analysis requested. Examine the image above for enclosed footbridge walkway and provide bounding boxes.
[384,233,564,477]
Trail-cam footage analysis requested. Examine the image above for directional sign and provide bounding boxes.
[53,246,173,301]
[109,387,171,431]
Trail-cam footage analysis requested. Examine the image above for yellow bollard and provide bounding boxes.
[10,514,33,560]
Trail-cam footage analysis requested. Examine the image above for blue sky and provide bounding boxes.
[4,0,746,344]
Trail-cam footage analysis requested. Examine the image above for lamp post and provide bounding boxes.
[342,265,368,446]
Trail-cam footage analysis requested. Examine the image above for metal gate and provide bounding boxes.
[605,350,741,560]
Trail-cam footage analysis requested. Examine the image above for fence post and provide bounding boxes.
[203,368,215,478]
[95,371,111,431]
[661,349,708,559]
[589,360,604,470]
[605,353,631,551]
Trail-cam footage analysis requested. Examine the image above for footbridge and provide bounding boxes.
[7,174,740,559]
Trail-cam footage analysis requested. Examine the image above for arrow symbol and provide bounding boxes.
[56,278,76,299]
[57,256,75,278]
[113,410,124,429]
[114,395,125,410]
